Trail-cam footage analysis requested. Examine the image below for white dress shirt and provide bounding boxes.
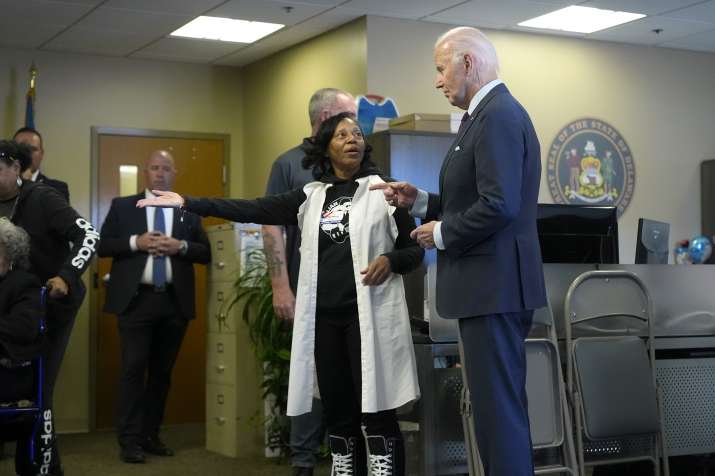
[129,189,174,284]
[411,79,504,249]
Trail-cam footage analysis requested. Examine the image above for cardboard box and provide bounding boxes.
[389,113,451,133]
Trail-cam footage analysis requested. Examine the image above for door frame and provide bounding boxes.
[88,126,230,430]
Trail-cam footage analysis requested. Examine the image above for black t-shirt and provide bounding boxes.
[0,195,18,219]
[316,180,359,315]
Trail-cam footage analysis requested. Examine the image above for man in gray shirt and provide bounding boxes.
[263,88,356,476]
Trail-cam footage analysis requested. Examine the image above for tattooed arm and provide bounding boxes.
[262,225,295,321]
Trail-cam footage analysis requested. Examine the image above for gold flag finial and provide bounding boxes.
[28,62,38,94]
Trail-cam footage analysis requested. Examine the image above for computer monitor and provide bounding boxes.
[537,204,619,264]
[635,218,670,264]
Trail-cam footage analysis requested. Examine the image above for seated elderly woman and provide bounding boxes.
[139,112,424,476]
[0,218,43,403]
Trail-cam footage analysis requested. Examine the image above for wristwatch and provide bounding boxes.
[179,240,188,256]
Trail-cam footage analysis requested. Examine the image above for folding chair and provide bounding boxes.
[0,287,47,473]
[528,303,578,475]
[564,270,669,476]
[458,300,578,476]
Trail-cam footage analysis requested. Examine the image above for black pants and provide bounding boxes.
[14,297,81,476]
[116,287,187,447]
[314,312,401,440]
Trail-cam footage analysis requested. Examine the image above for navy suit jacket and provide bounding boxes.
[98,193,210,319]
[426,84,546,318]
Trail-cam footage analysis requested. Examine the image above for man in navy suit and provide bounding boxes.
[372,27,546,475]
[98,150,210,464]
[14,127,70,203]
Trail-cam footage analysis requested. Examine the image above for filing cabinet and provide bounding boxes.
[205,223,264,457]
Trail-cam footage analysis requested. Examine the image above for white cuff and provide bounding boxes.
[129,235,138,252]
[410,189,429,219]
[434,221,446,250]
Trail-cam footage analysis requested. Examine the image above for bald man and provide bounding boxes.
[372,27,546,475]
[98,150,210,464]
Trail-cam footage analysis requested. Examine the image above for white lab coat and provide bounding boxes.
[286,175,420,416]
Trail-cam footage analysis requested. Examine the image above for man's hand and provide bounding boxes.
[136,190,184,208]
[411,221,437,249]
[360,255,392,286]
[272,284,296,321]
[46,276,69,298]
[136,231,162,254]
[154,235,182,256]
[369,182,418,209]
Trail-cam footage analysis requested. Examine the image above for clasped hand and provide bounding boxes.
[137,231,181,256]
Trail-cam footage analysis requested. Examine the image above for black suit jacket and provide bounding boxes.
[426,83,546,318]
[98,193,210,319]
[36,172,70,203]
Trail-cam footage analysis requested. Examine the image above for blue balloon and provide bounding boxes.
[689,236,712,264]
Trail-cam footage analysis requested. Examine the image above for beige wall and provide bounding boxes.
[241,18,368,198]
[0,48,243,431]
[366,15,715,262]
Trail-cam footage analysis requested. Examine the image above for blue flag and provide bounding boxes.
[25,64,37,128]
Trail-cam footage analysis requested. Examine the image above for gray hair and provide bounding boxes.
[436,27,500,76]
[308,88,351,127]
[0,219,30,270]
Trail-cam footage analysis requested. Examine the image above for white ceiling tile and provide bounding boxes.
[52,0,104,5]
[213,6,359,65]
[339,0,466,20]
[426,0,571,29]
[104,0,226,15]
[281,0,346,5]
[131,36,244,62]
[661,0,715,22]
[213,41,286,66]
[0,0,95,26]
[581,0,704,16]
[75,7,192,35]
[589,15,715,45]
[0,22,66,48]
[43,28,156,55]
[661,27,715,51]
[208,0,330,26]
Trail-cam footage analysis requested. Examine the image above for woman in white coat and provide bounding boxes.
[138,113,423,476]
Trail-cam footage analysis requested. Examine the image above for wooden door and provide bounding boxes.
[94,133,226,430]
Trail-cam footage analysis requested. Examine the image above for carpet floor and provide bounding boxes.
[0,424,331,476]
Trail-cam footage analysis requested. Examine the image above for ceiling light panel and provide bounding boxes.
[171,16,284,43]
[519,5,646,33]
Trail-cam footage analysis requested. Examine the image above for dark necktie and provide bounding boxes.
[457,111,470,136]
[152,207,166,288]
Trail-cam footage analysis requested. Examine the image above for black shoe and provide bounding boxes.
[292,467,314,476]
[139,437,175,456]
[328,435,367,476]
[367,435,405,476]
[120,444,146,464]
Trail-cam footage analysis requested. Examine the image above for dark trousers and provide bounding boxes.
[116,287,187,447]
[458,311,534,476]
[290,398,325,468]
[14,299,80,476]
[314,312,401,440]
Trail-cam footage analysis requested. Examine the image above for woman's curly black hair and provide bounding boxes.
[301,112,374,179]
[0,140,32,173]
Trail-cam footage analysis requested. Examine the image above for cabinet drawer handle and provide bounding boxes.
[216,364,226,373]
[217,394,224,405]
[215,417,226,425]
[215,261,225,269]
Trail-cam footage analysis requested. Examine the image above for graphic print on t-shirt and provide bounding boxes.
[320,196,352,243]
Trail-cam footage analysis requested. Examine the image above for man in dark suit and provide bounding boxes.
[13,127,70,202]
[372,27,546,475]
[98,150,210,464]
